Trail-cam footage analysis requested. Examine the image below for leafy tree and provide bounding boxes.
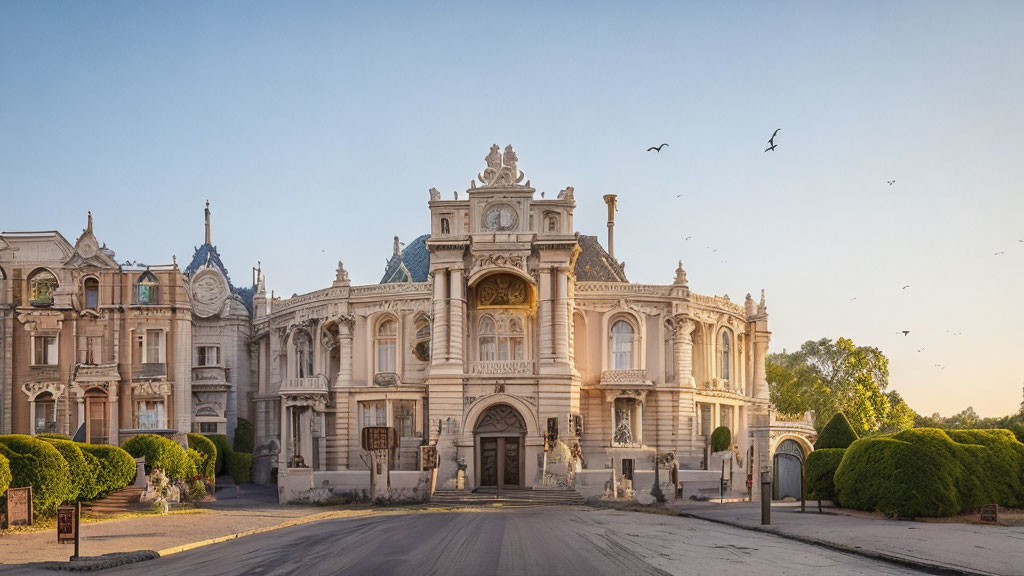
[945,406,980,429]
[879,391,917,433]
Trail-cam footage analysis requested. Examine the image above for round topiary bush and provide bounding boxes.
[227,451,253,484]
[805,448,845,503]
[39,438,96,501]
[0,434,72,516]
[36,432,72,441]
[204,434,232,476]
[187,433,217,482]
[122,434,196,482]
[233,418,255,454]
[834,428,1024,518]
[710,426,732,453]
[815,413,858,449]
[80,443,136,498]
[0,452,11,496]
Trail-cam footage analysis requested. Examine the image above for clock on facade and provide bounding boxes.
[483,204,518,231]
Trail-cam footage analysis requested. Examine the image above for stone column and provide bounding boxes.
[553,268,569,364]
[279,400,289,471]
[77,394,85,431]
[753,333,770,400]
[336,319,353,385]
[28,400,36,436]
[108,387,119,445]
[673,318,694,388]
[432,270,448,363]
[538,269,552,362]
[449,268,464,365]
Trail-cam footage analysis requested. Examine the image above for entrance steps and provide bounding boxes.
[430,486,585,507]
[83,486,146,515]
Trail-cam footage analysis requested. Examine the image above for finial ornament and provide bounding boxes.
[673,260,688,286]
[758,289,767,315]
[476,144,527,187]
[393,236,401,255]
[86,211,93,234]
[429,187,440,201]
[333,260,350,286]
[204,200,212,245]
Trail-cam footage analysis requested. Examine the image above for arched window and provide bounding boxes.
[610,320,634,370]
[412,316,431,361]
[84,277,99,310]
[720,329,732,381]
[29,269,58,306]
[34,392,57,434]
[294,330,313,378]
[478,315,524,361]
[135,271,158,305]
[375,318,397,374]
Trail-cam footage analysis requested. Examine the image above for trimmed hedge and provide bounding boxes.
[122,434,196,482]
[234,418,255,453]
[205,434,232,476]
[40,438,96,501]
[815,413,858,449]
[187,434,217,481]
[36,432,72,441]
[80,444,136,498]
[710,426,731,453]
[835,428,1024,518]
[0,452,11,496]
[0,434,72,516]
[805,448,845,503]
[227,451,252,484]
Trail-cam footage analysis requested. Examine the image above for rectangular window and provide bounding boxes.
[376,341,396,373]
[700,404,712,437]
[360,400,387,429]
[199,422,218,434]
[720,405,733,435]
[146,330,161,364]
[135,400,165,429]
[80,336,103,365]
[621,458,634,481]
[197,346,220,366]
[394,400,416,437]
[35,398,57,434]
[33,335,58,365]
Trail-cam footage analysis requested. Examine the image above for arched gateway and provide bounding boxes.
[773,439,805,500]
[474,404,526,488]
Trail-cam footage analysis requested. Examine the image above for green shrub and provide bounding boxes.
[234,418,255,453]
[835,428,1024,518]
[186,448,206,481]
[227,451,253,484]
[0,434,72,516]
[805,448,845,503]
[0,452,11,496]
[122,434,196,482]
[36,432,72,441]
[187,433,217,481]
[39,438,96,501]
[710,426,731,453]
[80,444,136,498]
[815,413,858,449]
[205,434,232,476]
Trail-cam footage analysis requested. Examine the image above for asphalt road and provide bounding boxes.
[94,507,927,576]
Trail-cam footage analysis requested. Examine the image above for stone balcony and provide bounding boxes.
[599,369,654,387]
[192,365,228,391]
[134,363,166,379]
[468,360,536,376]
[280,376,328,394]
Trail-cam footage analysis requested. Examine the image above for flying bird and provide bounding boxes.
[676,194,684,198]
[900,331,910,336]
[995,251,1005,255]
[647,143,669,152]
[917,348,925,353]
[685,236,692,241]
[850,297,857,301]
[768,128,780,146]
[764,144,777,153]
[887,180,895,185]
[902,285,910,290]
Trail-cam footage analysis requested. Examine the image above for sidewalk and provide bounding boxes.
[0,485,369,566]
[673,500,1024,576]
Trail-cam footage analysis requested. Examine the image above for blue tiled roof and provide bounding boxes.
[380,234,430,283]
[186,243,254,316]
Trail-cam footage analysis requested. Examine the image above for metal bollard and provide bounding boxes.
[760,471,772,525]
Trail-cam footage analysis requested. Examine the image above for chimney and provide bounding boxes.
[602,194,618,259]
[204,200,211,245]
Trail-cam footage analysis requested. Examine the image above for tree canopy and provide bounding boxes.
[767,337,915,436]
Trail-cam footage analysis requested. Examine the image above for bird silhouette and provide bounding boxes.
[685,236,692,241]
[676,194,684,198]
[768,128,780,146]
[764,144,777,153]
[995,251,1006,255]
[901,331,910,336]
[902,285,910,290]
[887,180,895,185]
[917,348,925,353]
[647,143,669,152]
[850,297,857,301]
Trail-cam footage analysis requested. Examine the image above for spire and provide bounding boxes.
[204,200,211,245]
[758,289,767,315]
[86,211,93,234]
[745,293,756,316]
[673,260,688,286]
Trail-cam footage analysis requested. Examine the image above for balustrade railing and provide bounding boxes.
[468,360,536,375]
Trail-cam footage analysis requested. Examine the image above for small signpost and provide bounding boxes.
[5,486,32,528]
[980,504,999,524]
[57,501,81,559]
[419,445,438,471]
[361,426,398,500]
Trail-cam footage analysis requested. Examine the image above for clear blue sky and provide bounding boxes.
[2,2,1022,417]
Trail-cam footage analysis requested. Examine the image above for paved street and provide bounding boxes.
[70,507,925,576]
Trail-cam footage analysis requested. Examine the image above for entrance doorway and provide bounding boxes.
[85,388,108,444]
[773,439,805,500]
[474,404,526,488]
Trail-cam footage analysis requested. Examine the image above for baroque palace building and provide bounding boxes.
[0,145,814,501]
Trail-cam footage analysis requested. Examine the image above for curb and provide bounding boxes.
[677,511,1000,576]
[155,509,379,556]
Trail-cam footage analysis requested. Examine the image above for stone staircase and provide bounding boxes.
[430,486,585,507]
[83,486,146,515]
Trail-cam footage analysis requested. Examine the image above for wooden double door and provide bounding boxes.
[479,436,521,487]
